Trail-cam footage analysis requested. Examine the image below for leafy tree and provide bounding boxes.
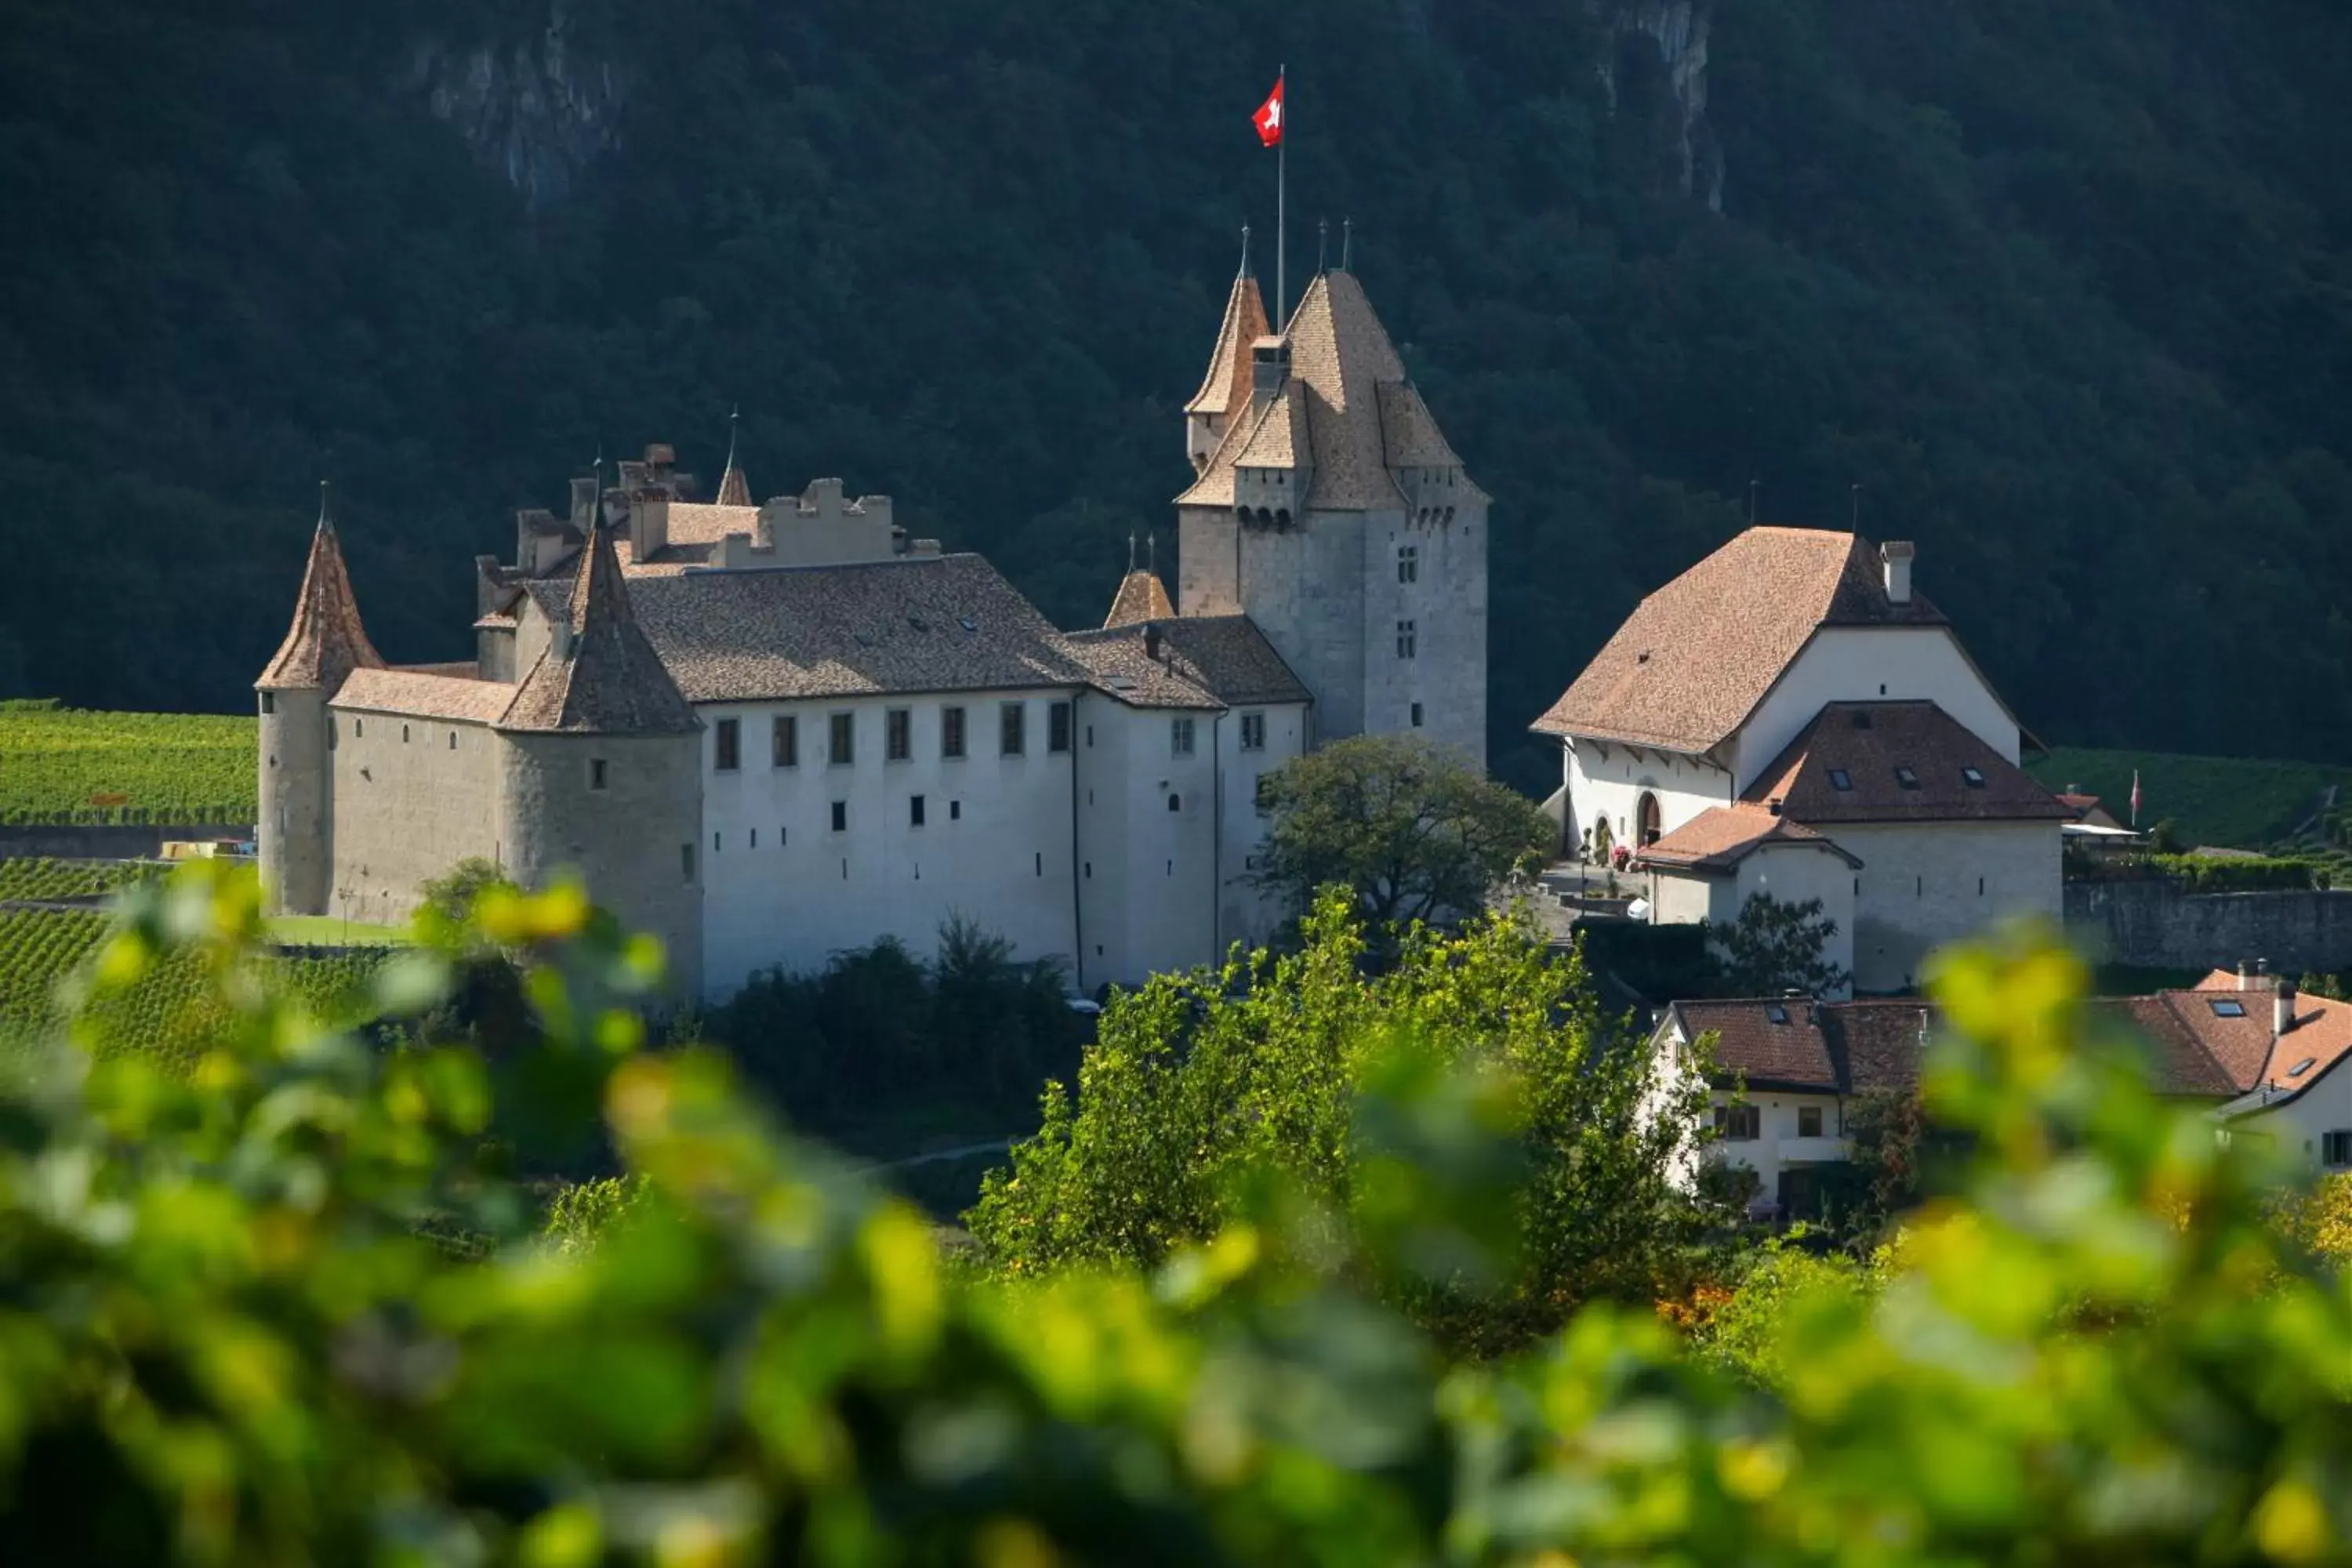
[1708,891,1852,997]
[968,890,1714,1348]
[417,855,518,926]
[1254,734,1555,930]
[0,862,2347,1562]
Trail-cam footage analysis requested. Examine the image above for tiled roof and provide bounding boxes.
[257,515,386,693]
[1741,702,2070,825]
[333,667,517,725]
[501,524,699,735]
[1826,1002,1933,1095]
[1636,804,1864,873]
[1530,528,1951,750]
[2091,996,2245,1098]
[1174,270,1465,514]
[2186,970,2352,1100]
[1102,568,1176,629]
[1671,999,1839,1091]
[1059,630,1221,710]
[621,554,1094,703]
[1185,272,1270,417]
[1375,380,1461,469]
[1064,615,1312,710]
[715,460,751,508]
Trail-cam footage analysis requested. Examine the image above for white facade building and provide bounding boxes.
[1533,528,2067,993]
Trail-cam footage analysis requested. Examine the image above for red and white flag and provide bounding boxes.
[1252,74,1285,147]
[2130,769,2143,826]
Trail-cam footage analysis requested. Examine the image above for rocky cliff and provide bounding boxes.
[401,1,626,210]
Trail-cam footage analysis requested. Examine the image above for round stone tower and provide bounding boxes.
[255,483,383,916]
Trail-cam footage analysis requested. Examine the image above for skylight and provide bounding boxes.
[2288,1057,2317,1078]
[1894,766,1921,789]
[1962,766,1986,787]
[1828,768,1853,791]
[1766,1005,1790,1025]
[2210,999,2246,1018]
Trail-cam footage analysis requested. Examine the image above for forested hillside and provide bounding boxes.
[4,0,2350,787]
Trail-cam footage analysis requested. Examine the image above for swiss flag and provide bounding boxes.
[1252,74,1284,147]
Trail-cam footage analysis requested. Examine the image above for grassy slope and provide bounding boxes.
[0,705,254,825]
[2028,746,2352,851]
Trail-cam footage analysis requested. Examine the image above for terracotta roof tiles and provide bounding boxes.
[1636,804,1864,873]
[500,524,699,735]
[1740,702,2070,825]
[256,514,386,693]
[1102,568,1177,629]
[333,667,518,725]
[1530,528,1951,751]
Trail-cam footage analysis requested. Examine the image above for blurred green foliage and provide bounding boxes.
[0,863,2345,1563]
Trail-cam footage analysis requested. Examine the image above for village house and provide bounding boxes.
[255,256,1485,1003]
[1654,961,2352,1218]
[1531,528,2070,993]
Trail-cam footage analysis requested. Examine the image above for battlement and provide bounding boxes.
[711,477,906,570]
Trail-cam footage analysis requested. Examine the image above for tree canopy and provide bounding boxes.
[0,862,2346,1560]
[1254,734,1555,928]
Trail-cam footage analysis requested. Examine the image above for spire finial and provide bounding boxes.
[316,477,332,530]
[1316,216,1330,276]
[1147,531,1157,575]
[1237,224,1253,281]
[1849,481,1861,532]
[1127,531,1138,572]
[1748,479,1759,526]
[1341,216,1352,271]
[726,404,741,472]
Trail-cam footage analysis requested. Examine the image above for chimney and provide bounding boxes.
[569,475,598,532]
[2239,959,2256,991]
[2258,957,2270,979]
[1767,797,1784,818]
[1249,337,1288,410]
[633,488,671,561]
[1881,540,1915,605]
[2275,975,2299,1039]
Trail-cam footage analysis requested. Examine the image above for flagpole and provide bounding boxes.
[1276,64,1287,331]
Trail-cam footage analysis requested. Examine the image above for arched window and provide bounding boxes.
[1637,792,1662,848]
[1274,507,1290,527]
[1256,507,1274,528]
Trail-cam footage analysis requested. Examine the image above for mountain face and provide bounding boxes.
[3,0,2350,788]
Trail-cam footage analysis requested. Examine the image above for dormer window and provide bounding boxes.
[1962,766,1986,787]
[1827,769,1853,791]
[1894,766,1920,789]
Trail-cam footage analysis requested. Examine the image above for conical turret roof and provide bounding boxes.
[715,408,752,506]
[1102,568,1177,629]
[500,517,699,734]
[1185,267,1272,419]
[257,487,385,692]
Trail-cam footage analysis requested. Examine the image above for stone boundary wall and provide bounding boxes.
[2065,878,2352,975]
[0,824,252,860]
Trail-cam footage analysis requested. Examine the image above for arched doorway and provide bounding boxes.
[1637,792,1663,848]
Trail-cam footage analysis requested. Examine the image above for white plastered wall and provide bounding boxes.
[1732,627,2021,791]
[1074,698,1222,991]
[2232,1056,2352,1175]
[1214,701,1308,957]
[1561,740,1734,858]
[696,689,1080,999]
[1833,820,2061,993]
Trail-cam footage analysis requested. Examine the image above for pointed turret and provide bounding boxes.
[258,481,385,693]
[1185,231,1272,474]
[1102,567,1176,629]
[715,407,752,506]
[501,511,699,735]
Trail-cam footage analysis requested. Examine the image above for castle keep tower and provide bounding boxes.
[1174,267,1489,765]
[256,485,383,916]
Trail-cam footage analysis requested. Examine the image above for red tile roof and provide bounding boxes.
[1740,702,2070,825]
[256,513,385,693]
[1635,804,1864,873]
[1530,528,1951,752]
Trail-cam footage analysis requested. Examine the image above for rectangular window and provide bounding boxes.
[1894,765,1921,790]
[1240,712,1266,751]
[1410,702,1424,728]
[1048,701,1073,753]
[1171,717,1196,756]
[1000,702,1025,756]
[1714,1104,1761,1142]
[714,717,741,772]
[401,724,411,743]
[830,800,848,833]
[942,705,967,759]
[1798,1105,1824,1138]
[950,800,961,821]
[260,691,276,715]
[772,715,798,768]
[590,758,608,791]
[1397,544,1418,583]
[885,707,912,761]
[829,712,855,766]
[2325,1130,2352,1168]
[1396,619,1417,659]
[1827,768,1853,791]
[681,843,695,882]
[909,793,926,826]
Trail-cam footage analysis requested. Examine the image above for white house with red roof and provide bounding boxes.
[1533,531,2067,993]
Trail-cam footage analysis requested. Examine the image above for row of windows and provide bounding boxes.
[1824,764,1990,793]
[1713,1103,1828,1143]
[325,716,462,752]
[719,703,1274,771]
[713,702,1075,772]
[688,837,1054,882]
[702,794,970,850]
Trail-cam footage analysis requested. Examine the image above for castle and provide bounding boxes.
[256,261,1490,1001]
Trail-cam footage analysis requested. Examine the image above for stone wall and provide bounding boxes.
[2066,878,2352,976]
[0,824,252,859]
[328,711,501,926]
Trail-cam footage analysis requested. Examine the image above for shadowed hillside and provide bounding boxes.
[4,0,2350,789]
